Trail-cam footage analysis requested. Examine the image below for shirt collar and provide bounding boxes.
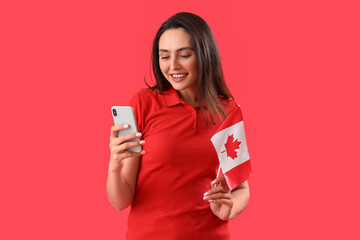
[162,87,183,107]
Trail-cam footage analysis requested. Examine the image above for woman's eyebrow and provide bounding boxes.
[159,47,194,52]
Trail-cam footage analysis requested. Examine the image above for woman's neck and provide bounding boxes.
[178,89,198,107]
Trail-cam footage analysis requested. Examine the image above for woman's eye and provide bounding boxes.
[160,56,170,59]
[180,55,191,58]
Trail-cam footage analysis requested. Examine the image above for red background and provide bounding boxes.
[1,0,359,239]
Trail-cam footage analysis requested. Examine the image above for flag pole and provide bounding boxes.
[213,165,221,187]
[216,164,221,178]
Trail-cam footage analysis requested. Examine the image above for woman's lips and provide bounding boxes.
[170,73,188,82]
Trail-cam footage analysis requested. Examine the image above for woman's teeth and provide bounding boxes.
[172,74,186,78]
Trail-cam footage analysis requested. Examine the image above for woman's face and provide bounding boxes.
[158,28,198,97]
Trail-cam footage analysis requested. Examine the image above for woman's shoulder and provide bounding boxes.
[129,87,167,111]
[219,96,239,115]
[132,88,157,98]
[130,88,157,103]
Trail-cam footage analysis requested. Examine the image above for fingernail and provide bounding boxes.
[124,124,129,128]
[140,150,145,155]
[203,192,209,196]
[139,140,145,145]
[203,196,208,200]
[211,180,217,184]
[136,132,142,137]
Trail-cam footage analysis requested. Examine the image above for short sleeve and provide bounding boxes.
[221,97,239,116]
[128,91,143,133]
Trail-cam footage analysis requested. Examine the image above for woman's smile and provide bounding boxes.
[170,73,188,82]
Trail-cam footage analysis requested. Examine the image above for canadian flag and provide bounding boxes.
[211,106,252,190]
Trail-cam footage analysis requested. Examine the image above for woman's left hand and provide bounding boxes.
[203,176,233,220]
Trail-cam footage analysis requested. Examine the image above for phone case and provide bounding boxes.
[111,106,142,153]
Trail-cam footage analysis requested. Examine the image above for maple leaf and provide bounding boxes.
[221,134,241,160]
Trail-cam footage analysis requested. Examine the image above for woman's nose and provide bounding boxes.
[170,58,180,70]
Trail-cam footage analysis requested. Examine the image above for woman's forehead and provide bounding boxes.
[159,28,193,51]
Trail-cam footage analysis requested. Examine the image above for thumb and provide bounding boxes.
[211,176,226,187]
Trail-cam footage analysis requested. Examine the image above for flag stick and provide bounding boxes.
[213,165,221,187]
[216,164,221,178]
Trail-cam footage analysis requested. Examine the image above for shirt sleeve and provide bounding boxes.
[222,97,239,116]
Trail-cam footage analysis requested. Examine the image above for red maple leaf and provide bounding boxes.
[221,134,241,160]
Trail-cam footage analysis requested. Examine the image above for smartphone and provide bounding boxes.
[111,106,142,153]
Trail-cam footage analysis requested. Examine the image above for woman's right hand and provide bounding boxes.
[109,124,145,172]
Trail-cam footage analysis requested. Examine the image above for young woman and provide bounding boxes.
[107,12,251,239]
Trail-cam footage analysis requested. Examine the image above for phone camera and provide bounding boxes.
[112,109,117,116]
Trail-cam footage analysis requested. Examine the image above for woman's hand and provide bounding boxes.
[109,124,145,172]
[203,176,233,221]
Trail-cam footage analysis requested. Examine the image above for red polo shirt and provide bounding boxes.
[127,87,237,240]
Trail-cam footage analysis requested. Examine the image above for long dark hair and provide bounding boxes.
[148,12,233,124]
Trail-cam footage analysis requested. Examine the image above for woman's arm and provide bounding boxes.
[106,124,144,210]
[106,156,141,210]
[228,181,250,219]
